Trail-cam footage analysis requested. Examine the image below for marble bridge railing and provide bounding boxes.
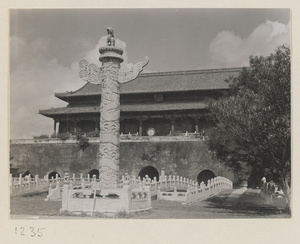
[259,177,286,205]
[117,174,233,204]
[11,171,233,205]
[44,172,232,204]
[10,133,205,145]
[182,176,233,204]
[58,172,232,214]
[58,173,193,214]
[60,174,152,214]
[10,173,52,196]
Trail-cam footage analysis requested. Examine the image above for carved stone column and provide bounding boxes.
[171,119,175,134]
[98,46,124,188]
[195,118,199,133]
[74,120,78,133]
[94,120,98,131]
[53,119,57,135]
[79,28,148,189]
[139,119,143,136]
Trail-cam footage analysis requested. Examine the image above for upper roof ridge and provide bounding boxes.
[55,82,89,96]
[139,67,244,77]
[54,67,244,100]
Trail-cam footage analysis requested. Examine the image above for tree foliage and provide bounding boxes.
[207,45,291,209]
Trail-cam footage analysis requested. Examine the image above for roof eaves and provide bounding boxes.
[138,67,244,78]
[54,67,243,97]
[119,87,230,94]
[55,82,92,98]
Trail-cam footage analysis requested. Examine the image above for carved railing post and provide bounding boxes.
[80,173,85,189]
[61,173,70,211]
[35,175,39,189]
[122,177,131,212]
[144,175,151,207]
[157,186,161,200]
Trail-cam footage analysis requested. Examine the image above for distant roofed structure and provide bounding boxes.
[39,67,242,136]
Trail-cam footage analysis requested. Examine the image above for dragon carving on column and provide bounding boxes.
[78,27,149,188]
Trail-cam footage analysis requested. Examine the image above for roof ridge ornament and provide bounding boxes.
[79,27,149,85]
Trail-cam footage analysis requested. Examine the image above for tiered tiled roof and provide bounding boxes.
[40,67,242,118]
[39,101,207,118]
[55,68,242,100]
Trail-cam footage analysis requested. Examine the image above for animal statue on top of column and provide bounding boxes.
[79,26,149,85]
[106,27,115,46]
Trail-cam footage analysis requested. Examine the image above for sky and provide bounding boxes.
[10,9,290,139]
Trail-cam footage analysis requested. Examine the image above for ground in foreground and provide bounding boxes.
[10,189,290,219]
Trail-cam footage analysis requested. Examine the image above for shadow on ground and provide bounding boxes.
[204,189,290,217]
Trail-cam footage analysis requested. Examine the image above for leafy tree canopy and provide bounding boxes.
[207,45,291,208]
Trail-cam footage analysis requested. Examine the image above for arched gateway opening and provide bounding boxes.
[88,169,100,179]
[197,169,216,185]
[21,170,31,177]
[48,171,60,179]
[138,166,159,181]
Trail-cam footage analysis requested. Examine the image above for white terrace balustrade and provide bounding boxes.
[117,173,233,204]
[10,173,50,196]
[10,173,65,197]
[60,172,193,214]
[151,176,232,203]
[119,132,206,141]
[10,172,146,200]
[47,173,105,201]
[158,187,188,202]
[259,177,286,205]
[117,174,192,196]
[11,132,205,145]
[10,171,233,215]
[60,173,152,214]
[183,177,233,204]
[10,171,233,205]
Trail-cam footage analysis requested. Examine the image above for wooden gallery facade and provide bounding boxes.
[39,68,241,136]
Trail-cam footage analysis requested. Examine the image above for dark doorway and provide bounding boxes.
[174,117,195,133]
[48,171,60,179]
[59,121,71,133]
[143,118,171,136]
[77,120,96,133]
[120,119,139,134]
[21,170,31,177]
[88,169,100,179]
[197,169,216,185]
[138,166,159,181]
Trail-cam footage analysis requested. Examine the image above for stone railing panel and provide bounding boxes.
[60,173,151,214]
[183,176,233,204]
[10,174,50,196]
[259,178,286,204]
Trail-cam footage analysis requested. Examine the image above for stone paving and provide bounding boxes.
[10,189,290,219]
[133,189,289,219]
